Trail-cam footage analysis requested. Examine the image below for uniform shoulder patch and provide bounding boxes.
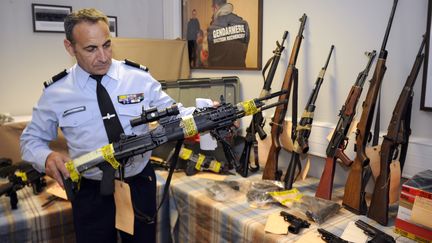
[124,59,149,72]
[43,69,68,88]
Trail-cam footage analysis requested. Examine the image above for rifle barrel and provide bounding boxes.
[380,0,398,56]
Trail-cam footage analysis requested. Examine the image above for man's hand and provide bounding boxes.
[45,151,70,188]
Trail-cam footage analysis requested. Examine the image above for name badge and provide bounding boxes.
[118,93,144,104]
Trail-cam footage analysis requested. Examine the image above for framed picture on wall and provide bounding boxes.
[421,0,432,111]
[181,0,263,70]
[32,3,72,33]
[107,16,118,37]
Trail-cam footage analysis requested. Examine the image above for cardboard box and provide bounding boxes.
[395,170,432,242]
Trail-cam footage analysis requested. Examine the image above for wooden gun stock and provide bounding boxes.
[342,151,369,214]
[262,141,282,180]
[315,157,336,200]
[315,148,352,200]
[367,140,391,225]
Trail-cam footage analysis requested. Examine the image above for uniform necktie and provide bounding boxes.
[91,75,124,143]
[91,74,124,195]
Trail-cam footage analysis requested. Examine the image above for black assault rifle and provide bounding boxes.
[62,91,288,201]
[238,31,288,177]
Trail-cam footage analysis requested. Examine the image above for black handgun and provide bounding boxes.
[318,228,352,243]
[355,220,395,243]
[280,211,310,234]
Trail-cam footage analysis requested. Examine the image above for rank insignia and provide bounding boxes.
[118,93,144,104]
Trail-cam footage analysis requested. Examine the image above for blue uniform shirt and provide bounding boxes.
[20,59,191,180]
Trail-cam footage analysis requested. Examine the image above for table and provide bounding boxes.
[0,176,170,243]
[0,170,415,243]
[165,171,414,243]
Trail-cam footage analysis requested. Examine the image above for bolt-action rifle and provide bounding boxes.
[368,36,426,225]
[62,91,288,201]
[0,160,46,209]
[238,31,288,177]
[342,0,398,215]
[263,14,307,180]
[284,45,334,189]
[315,50,376,200]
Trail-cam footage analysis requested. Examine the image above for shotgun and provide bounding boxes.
[368,36,425,225]
[262,14,307,180]
[315,50,376,200]
[238,31,288,177]
[342,0,398,215]
[284,45,334,189]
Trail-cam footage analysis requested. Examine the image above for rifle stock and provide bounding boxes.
[262,141,283,180]
[342,0,398,214]
[315,157,336,199]
[263,14,307,180]
[368,36,426,225]
[315,51,376,200]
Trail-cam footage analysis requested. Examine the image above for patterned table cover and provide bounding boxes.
[0,176,170,243]
[163,171,414,243]
[0,171,415,243]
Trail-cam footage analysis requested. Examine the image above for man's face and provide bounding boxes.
[64,20,112,75]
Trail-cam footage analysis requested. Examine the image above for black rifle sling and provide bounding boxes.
[372,91,381,146]
[262,56,275,80]
[399,95,413,170]
[292,68,302,177]
[135,139,184,224]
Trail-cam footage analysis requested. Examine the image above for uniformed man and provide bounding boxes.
[207,0,250,68]
[20,8,192,243]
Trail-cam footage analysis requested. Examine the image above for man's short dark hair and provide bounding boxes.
[212,0,227,7]
[64,8,109,43]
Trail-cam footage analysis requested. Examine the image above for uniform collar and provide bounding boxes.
[75,59,121,89]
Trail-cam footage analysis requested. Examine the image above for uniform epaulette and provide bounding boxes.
[124,59,149,72]
[43,69,68,88]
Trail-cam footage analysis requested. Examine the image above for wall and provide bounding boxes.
[189,0,432,179]
[0,0,431,179]
[0,0,164,116]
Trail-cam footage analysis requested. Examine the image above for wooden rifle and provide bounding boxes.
[368,36,425,225]
[262,14,307,180]
[315,50,376,200]
[284,45,334,189]
[342,0,398,215]
[238,31,288,177]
